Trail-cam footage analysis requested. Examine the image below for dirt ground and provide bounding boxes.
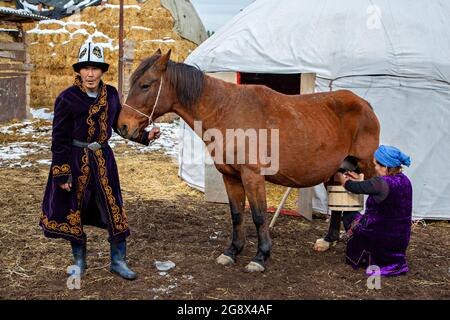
[0,142,449,300]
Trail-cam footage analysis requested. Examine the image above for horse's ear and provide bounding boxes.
[153,48,162,56]
[154,49,171,72]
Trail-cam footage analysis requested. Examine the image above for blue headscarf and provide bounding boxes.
[374,145,411,168]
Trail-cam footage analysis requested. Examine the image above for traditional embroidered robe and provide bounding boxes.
[40,76,151,244]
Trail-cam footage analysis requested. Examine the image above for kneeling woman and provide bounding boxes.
[336,145,413,276]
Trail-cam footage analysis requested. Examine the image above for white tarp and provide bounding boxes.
[178,120,205,192]
[181,0,450,220]
[160,0,208,45]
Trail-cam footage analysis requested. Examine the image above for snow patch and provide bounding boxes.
[155,260,176,272]
[144,39,175,43]
[37,159,52,166]
[131,26,152,32]
[31,108,53,120]
[103,4,141,10]
[151,283,178,295]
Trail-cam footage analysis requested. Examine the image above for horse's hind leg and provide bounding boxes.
[314,156,359,252]
[324,211,342,242]
[314,155,376,252]
[356,157,376,179]
[216,174,246,266]
[313,179,342,252]
[240,167,271,272]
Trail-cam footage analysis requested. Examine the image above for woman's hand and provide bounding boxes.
[335,172,350,186]
[345,171,360,180]
[335,171,361,186]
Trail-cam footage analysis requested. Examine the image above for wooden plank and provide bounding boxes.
[0,63,33,71]
[0,72,28,77]
[0,42,25,51]
[0,51,16,59]
[298,188,314,221]
[124,39,135,61]
[0,75,27,123]
[0,50,25,61]
[300,73,316,94]
[208,72,238,83]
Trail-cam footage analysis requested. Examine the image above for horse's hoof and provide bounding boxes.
[313,238,331,252]
[216,254,234,266]
[245,261,265,272]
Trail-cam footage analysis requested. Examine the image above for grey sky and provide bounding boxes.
[190,0,255,32]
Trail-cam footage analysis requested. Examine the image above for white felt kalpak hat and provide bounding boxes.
[72,42,109,73]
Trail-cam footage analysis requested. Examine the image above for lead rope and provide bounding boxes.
[123,76,164,127]
[122,76,164,143]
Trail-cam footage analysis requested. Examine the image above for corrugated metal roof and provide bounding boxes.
[0,6,49,23]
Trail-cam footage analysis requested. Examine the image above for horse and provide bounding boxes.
[117,49,380,272]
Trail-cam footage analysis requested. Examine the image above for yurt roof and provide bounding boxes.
[186,0,450,85]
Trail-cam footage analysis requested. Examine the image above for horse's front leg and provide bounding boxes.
[240,167,272,272]
[216,174,246,266]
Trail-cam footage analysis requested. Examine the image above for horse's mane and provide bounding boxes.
[130,55,205,107]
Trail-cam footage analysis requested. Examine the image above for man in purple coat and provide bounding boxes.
[40,43,160,280]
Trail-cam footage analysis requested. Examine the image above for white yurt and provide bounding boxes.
[179,0,450,220]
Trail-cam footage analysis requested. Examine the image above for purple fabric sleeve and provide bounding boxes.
[139,130,151,145]
[50,95,73,186]
[344,177,390,203]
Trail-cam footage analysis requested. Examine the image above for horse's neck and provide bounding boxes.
[173,76,232,135]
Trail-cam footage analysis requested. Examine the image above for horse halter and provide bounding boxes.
[122,76,164,128]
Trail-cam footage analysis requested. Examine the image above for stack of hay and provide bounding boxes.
[13,0,198,108]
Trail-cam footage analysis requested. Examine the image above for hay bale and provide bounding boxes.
[0,0,15,8]
[39,22,63,31]
[52,33,71,43]
[65,24,95,35]
[25,0,200,108]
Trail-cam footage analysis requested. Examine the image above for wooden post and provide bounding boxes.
[118,0,124,102]
[269,187,293,228]
[19,23,31,119]
[123,39,135,99]
[300,72,316,94]
[297,73,317,221]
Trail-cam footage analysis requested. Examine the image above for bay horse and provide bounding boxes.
[117,49,380,272]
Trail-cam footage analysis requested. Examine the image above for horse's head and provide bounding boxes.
[117,48,174,140]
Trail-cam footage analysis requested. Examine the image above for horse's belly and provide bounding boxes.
[264,168,334,188]
[263,146,347,187]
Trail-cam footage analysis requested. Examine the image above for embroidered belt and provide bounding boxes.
[72,139,108,151]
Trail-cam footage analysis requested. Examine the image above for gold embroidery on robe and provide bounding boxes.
[98,103,109,143]
[94,149,129,233]
[73,75,108,143]
[40,210,82,237]
[52,164,71,176]
[74,75,86,93]
[76,149,90,206]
